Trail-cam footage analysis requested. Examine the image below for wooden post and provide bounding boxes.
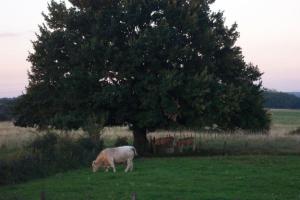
[223,141,227,155]
[131,192,137,200]
[40,191,45,200]
[153,137,156,154]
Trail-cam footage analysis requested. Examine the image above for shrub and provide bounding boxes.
[76,137,103,164]
[289,127,300,135]
[0,132,103,185]
[0,154,45,185]
[29,132,58,163]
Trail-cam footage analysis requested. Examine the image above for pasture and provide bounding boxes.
[0,156,300,200]
[271,109,300,128]
[0,109,300,199]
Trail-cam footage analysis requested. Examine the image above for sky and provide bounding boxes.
[0,0,300,98]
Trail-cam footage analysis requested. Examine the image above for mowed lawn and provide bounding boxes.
[1,156,300,200]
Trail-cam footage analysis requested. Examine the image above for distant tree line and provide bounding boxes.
[0,98,16,121]
[289,92,300,98]
[263,90,300,109]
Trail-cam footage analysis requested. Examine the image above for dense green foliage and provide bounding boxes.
[264,90,300,109]
[114,137,129,147]
[0,98,16,121]
[14,0,270,153]
[1,156,300,200]
[0,133,103,185]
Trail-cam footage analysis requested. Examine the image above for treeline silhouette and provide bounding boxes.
[289,92,300,98]
[0,98,16,121]
[263,90,300,109]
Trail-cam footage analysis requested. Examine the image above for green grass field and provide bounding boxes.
[1,156,300,200]
[1,109,300,199]
[271,109,300,127]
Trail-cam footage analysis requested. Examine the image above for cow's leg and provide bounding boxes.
[108,159,116,173]
[130,160,134,172]
[125,159,131,173]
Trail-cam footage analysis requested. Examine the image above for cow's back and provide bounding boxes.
[109,146,135,163]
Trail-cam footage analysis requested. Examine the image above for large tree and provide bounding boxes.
[15,0,270,154]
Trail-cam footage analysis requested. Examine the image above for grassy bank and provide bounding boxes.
[0,156,299,200]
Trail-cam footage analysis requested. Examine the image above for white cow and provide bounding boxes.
[92,146,137,173]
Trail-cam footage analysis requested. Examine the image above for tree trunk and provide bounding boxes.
[133,128,149,156]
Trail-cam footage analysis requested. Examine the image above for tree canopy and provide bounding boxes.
[14,0,270,153]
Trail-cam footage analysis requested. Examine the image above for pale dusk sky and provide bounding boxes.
[0,0,299,98]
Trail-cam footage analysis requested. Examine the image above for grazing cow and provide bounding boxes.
[176,137,195,152]
[150,136,175,154]
[92,146,137,173]
[153,136,175,146]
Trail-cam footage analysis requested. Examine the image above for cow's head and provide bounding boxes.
[92,160,100,172]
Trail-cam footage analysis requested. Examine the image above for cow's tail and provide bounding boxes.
[131,146,138,156]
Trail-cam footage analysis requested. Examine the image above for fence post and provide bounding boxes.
[131,192,137,200]
[40,191,45,200]
[152,137,156,154]
[223,141,227,155]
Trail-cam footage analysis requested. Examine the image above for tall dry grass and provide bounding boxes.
[0,122,132,149]
[148,127,300,155]
[0,122,39,149]
[1,108,300,155]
